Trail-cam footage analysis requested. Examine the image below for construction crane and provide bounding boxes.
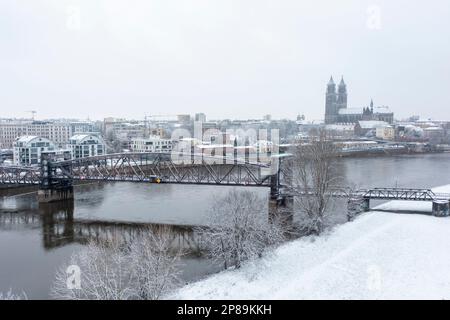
[26,110,37,120]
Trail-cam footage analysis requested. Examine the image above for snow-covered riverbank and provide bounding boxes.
[174,185,450,299]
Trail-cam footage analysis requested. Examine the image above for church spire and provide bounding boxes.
[328,76,335,85]
[339,76,346,87]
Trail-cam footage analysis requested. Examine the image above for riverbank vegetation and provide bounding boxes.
[51,227,181,300]
[196,190,286,270]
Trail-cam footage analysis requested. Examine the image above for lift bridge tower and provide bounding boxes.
[37,152,74,203]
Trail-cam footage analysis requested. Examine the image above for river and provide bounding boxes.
[1,153,450,299]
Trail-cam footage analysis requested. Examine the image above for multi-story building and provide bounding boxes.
[376,126,395,140]
[13,136,56,166]
[177,114,191,124]
[130,136,173,153]
[148,127,166,138]
[69,121,99,135]
[0,120,72,149]
[69,134,106,159]
[0,120,29,149]
[103,118,146,140]
[355,120,390,136]
[194,113,207,123]
[26,121,72,147]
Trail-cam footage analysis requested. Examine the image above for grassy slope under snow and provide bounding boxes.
[173,185,450,300]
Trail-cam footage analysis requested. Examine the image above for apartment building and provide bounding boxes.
[69,134,106,159]
[130,136,173,153]
[0,120,72,149]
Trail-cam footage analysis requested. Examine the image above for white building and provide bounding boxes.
[13,136,56,166]
[69,121,99,135]
[325,124,356,138]
[376,126,395,140]
[130,136,173,153]
[355,120,390,136]
[69,134,106,159]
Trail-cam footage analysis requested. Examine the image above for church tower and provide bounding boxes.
[336,76,347,112]
[324,76,337,124]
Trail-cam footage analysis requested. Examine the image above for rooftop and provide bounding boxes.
[338,106,392,115]
[358,120,390,129]
[15,135,54,145]
[70,134,103,143]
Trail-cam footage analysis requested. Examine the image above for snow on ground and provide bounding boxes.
[174,185,450,300]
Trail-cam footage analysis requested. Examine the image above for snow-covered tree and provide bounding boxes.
[0,289,27,300]
[51,239,134,300]
[129,226,182,300]
[51,227,182,300]
[290,130,340,235]
[197,189,286,270]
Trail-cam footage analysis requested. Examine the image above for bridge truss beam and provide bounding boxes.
[55,153,274,186]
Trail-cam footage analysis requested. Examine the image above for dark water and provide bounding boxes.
[1,153,450,299]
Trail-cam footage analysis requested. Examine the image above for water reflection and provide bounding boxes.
[0,198,202,254]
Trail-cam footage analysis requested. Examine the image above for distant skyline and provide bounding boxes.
[1,0,450,121]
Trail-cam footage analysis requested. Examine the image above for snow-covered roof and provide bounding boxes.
[357,121,389,129]
[325,124,355,130]
[340,140,377,145]
[338,108,362,115]
[423,126,444,131]
[15,135,39,144]
[233,146,256,150]
[70,134,104,144]
[15,135,54,145]
[196,144,234,149]
[338,106,392,115]
[132,136,170,142]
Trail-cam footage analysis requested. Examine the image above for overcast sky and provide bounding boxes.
[1,0,449,121]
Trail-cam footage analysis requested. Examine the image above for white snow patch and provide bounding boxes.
[173,185,450,300]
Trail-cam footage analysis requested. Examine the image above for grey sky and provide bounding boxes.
[1,0,449,121]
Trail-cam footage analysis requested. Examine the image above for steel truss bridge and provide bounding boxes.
[0,152,283,187]
[289,187,450,202]
[1,152,449,203]
[354,188,450,201]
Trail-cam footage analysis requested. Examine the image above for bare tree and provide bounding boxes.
[51,239,134,300]
[129,226,182,300]
[198,189,286,270]
[291,130,340,235]
[51,228,182,300]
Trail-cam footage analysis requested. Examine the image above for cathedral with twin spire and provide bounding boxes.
[324,76,393,125]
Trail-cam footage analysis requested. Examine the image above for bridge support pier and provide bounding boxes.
[432,200,450,217]
[347,196,370,221]
[38,186,74,203]
[38,152,74,203]
[362,197,370,212]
